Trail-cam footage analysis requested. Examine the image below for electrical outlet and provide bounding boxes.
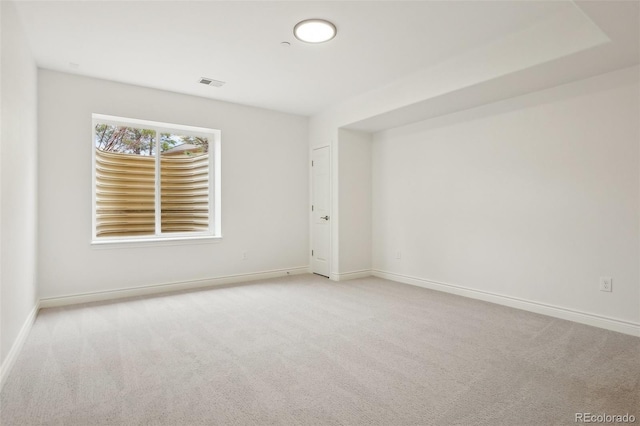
[599,277,612,292]
[242,251,248,261]
[396,251,402,260]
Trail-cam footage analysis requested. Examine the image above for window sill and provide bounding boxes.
[91,235,222,249]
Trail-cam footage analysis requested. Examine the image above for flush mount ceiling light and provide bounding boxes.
[293,19,337,43]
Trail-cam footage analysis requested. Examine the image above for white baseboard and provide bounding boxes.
[0,301,40,391]
[372,270,640,337]
[330,269,372,281]
[40,266,310,309]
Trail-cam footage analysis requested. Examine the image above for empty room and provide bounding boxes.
[1,1,639,425]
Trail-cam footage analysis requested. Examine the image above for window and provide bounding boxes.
[92,114,221,243]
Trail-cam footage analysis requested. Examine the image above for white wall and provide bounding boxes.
[336,129,371,278]
[38,70,309,299]
[0,1,39,365]
[1,0,4,369]
[372,67,639,324]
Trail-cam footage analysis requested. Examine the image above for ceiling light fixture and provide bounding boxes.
[293,19,337,43]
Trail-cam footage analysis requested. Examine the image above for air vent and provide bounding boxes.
[199,77,225,87]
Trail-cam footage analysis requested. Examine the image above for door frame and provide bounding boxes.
[311,145,331,277]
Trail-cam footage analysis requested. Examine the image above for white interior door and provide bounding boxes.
[312,146,330,277]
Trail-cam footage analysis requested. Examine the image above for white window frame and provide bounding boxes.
[91,114,222,245]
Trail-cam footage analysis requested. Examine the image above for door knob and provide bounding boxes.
[321,215,330,220]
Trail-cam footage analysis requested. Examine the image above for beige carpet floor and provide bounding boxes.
[1,274,638,425]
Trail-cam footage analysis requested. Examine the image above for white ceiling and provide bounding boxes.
[342,0,640,132]
[11,1,640,123]
[13,0,579,117]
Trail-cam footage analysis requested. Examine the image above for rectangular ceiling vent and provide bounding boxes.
[199,77,225,87]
